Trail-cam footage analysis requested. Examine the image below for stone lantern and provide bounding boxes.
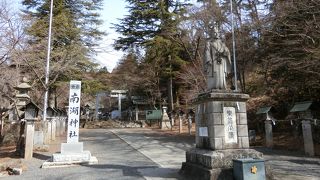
[161,100,171,130]
[14,77,32,108]
[290,101,318,156]
[11,77,32,120]
[256,106,276,148]
[13,77,37,160]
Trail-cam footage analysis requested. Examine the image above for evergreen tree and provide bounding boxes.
[23,0,104,50]
[113,0,191,108]
[21,0,104,105]
[113,0,190,50]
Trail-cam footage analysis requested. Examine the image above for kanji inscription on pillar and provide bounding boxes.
[67,81,81,143]
[223,107,237,143]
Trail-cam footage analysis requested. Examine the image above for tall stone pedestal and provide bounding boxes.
[44,120,52,144]
[265,120,273,148]
[62,117,66,133]
[24,120,35,159]
[51,118,56,141]
[56,118,61,136]
[180,91,264,180]
[302,120,314,156]
[181,148,263,180]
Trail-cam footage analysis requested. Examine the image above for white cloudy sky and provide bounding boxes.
[94,0,128,72]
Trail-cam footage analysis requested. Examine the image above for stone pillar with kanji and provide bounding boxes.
[42,80,97,168]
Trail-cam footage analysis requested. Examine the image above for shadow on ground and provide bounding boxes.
[32,153,50,161]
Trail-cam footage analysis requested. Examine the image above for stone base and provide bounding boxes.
[161,120,172,130]
[41,155,98,168]
[180,162,233,180]
[41,142,98,168]
[180,148,263,180]
[52,150,92,162]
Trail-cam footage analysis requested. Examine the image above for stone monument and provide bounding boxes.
[180,28,263,180]
[42,80,97,168]
[14,78,34,159]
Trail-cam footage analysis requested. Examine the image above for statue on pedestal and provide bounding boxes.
[204,27,232,90]
[180,25,268,180]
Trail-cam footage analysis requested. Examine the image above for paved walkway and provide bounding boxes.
[1,128,320,180]
[111,128,320,180]
[257,148,320,180]
[2,129,159,180]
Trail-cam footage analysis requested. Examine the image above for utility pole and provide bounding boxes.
[168,55,174,112]
[43,0,54,121]
[230,0,238,91]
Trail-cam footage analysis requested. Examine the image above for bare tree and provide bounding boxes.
[0,0,26,106]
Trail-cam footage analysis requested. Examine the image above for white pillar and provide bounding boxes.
[118,94,121,118]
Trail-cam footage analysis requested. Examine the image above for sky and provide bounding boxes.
[94,0,128,72]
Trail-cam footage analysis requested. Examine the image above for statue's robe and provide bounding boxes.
[204,38,231,90]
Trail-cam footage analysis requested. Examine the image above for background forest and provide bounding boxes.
[0,0,319,124]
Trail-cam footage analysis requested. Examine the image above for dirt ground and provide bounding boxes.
[250,132,320,156]
[0,146,25,176]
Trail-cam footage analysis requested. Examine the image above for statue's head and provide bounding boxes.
[213,26,221,39]
[207,22,221,40]
[207,21,221,40]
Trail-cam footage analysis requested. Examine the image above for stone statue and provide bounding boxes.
[204,27,232,90]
